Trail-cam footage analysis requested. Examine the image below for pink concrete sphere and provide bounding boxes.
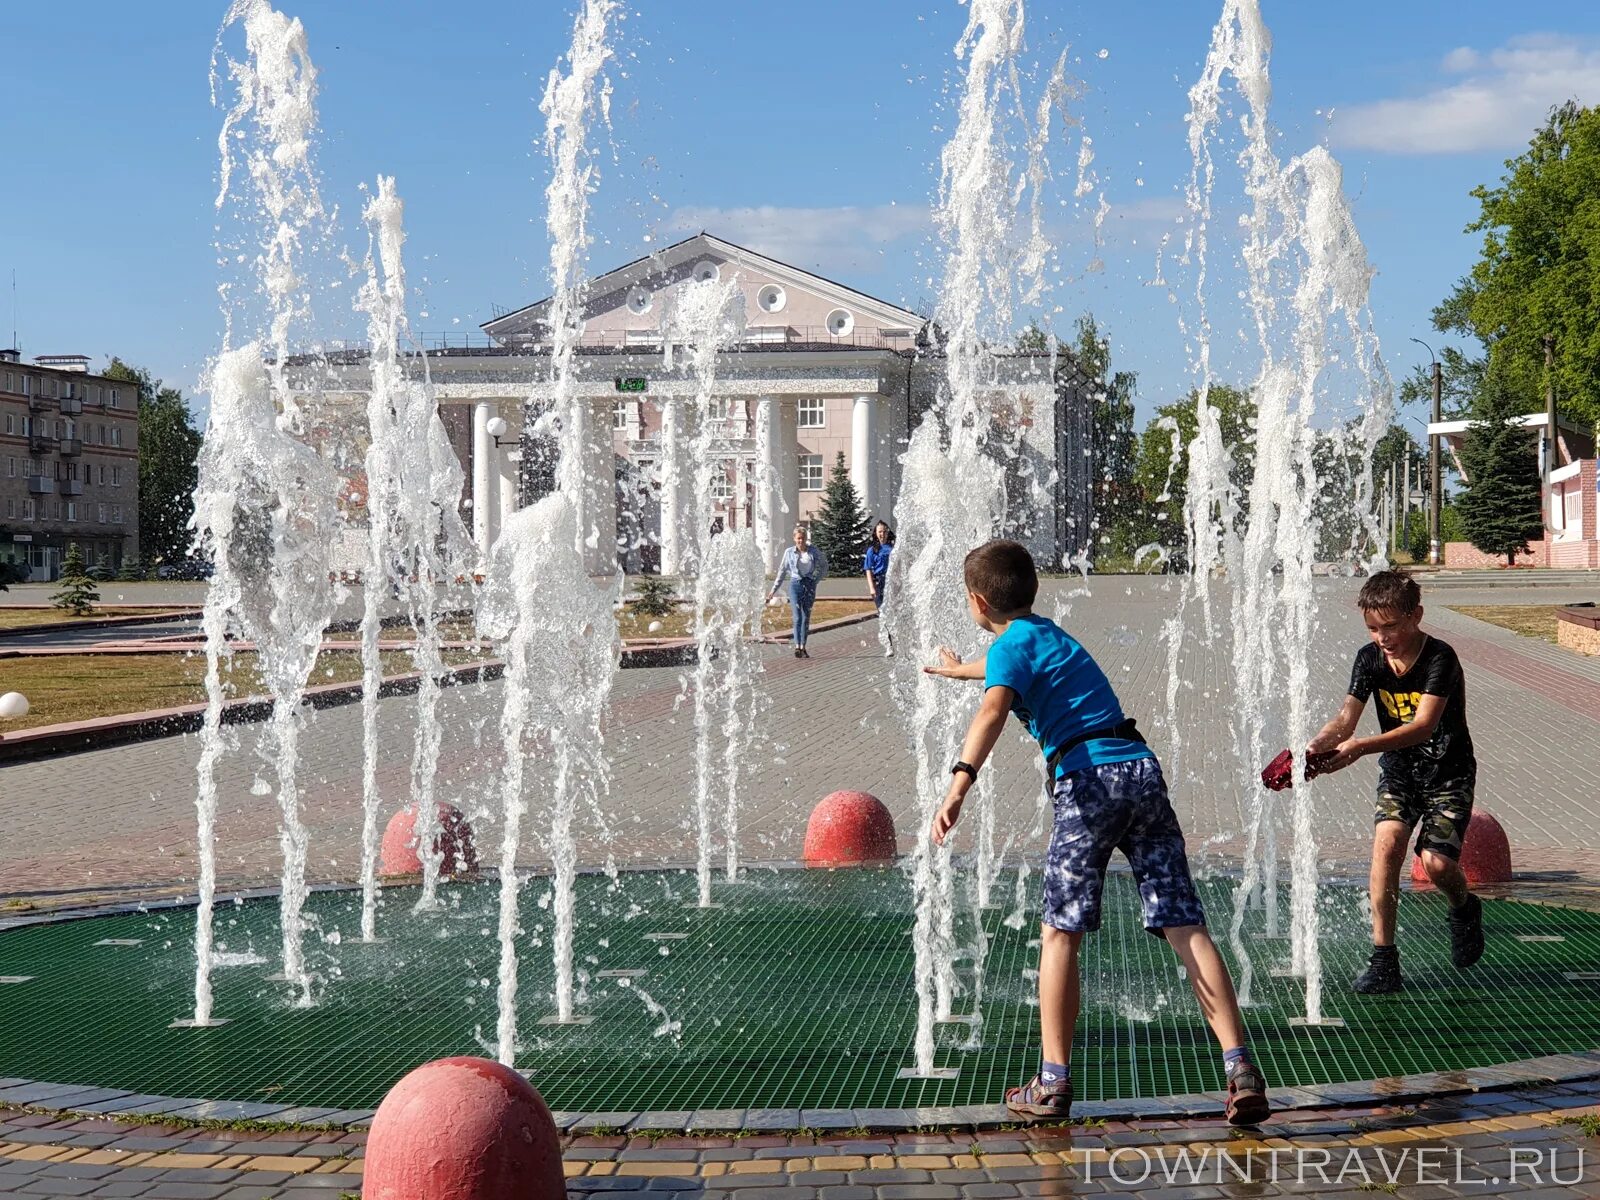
[803,790,897,867]
[1410,808,1512,886]
[364,1056,564,1199]
[380,803,479,878]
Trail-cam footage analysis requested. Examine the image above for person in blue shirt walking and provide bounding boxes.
[863,520,894,658]
[766,524,828,658]
[924,538,1270,1128]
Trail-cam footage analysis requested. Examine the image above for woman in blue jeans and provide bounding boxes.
[767,524,829,658]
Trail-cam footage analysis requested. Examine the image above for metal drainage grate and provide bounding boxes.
[0,869,1596,1113]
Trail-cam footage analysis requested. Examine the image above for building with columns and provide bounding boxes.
[318,233,1095,575]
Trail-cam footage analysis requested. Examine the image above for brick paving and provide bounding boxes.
[3,574,1600,1195]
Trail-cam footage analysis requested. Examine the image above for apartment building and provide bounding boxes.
[0,351,141,581]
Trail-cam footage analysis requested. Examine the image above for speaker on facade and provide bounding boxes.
[692,259,721,283]
[626,285,653,315]
[825,308,855,337]
[757,283,786,313]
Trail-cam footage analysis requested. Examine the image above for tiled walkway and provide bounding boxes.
[4,576,1600,1195]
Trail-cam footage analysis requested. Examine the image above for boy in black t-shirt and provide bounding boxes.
[1309,569,1484,994]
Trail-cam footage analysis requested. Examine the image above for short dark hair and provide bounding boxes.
[963,539,1038,615]
[1358,569,1421,615]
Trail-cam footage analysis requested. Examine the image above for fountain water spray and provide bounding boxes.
[353,176,468,936]
[188,0,339,1016]
[657,278,757,907]
[483,0,623,1057]
[1178,0,1392,1020]
[479,498,618,1056]
[886,0,1070,1077]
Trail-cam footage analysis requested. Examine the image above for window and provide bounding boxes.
[64,419,75,438]
[4,499,11,518]
[20,416,30,437]
[21,376,31,395]
[112,465,122,487]
[98,503,107,524]
[112,505,122,524]
[109,388,120,408]
[54,420,64,438]
[21,499,33,521]
[3,414,10,434]
[5,457,11,477]
[66,501,77,522]
[710,470,733,500]
[706,398,730,422]
[111,426,121,447]
[798,397,826,428]
[2,372,10,392]
[799,453,824,491]
[612,399,628,430]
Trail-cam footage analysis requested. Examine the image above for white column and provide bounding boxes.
[755,396,781,570]
[583,399,618,575]
[778,398,799,542]
[851,394,878,521]
[658,398,686,576]
[496,405,517,530]
[472,401,493,556]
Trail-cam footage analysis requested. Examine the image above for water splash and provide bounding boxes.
[542,0,619,571]
[480,0,623,1055]
[885,0,1070,1076]
[1179,0,1392,1021]
[191,0,339,1013]
[479,498,618,1052]
[353,176,469,932]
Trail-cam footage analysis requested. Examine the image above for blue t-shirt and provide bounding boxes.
[984,614,1152,777]
[863,542,892,583]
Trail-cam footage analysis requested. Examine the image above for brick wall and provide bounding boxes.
[1443,539,1549,569]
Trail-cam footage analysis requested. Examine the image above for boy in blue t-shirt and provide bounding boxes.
[926,539,1269,1126]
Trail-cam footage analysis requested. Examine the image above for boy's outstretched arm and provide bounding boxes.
[922,646,987,681]
[931,684,1013,845]
[1322,693,1449,770]
[1307,696,1364,757]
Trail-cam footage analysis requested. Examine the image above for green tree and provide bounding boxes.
[1457,382,1545,566]
[1433,101,1600,425]
[1131,383,1257,552]
[0,559,24,591]
[1070,316,1141,555]
[51,545,100,615]
[631,575,676,617]
[810,452,872,575]
[102,359,203,569]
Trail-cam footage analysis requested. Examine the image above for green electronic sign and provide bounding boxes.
[614,376,648,393]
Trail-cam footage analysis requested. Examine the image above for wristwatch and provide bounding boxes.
[950,761,978,782]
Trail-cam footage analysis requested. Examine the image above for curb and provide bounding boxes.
[0,609,199,640]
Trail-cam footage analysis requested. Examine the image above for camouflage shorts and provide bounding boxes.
[1042,756,1207,935]
[1374,776,1475,860]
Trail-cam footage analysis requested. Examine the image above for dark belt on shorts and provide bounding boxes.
[1046,717,1146,778]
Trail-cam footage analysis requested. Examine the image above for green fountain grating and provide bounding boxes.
[0,869,1597,1113]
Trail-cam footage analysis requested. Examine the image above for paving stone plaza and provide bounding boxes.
[3,575,1600,1196]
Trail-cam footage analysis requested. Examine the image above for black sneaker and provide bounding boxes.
[1353,947,1403,994]
[1449,894,1485,969]
[1226,1063,1271,1127]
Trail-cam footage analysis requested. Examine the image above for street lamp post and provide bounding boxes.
[1410,338,1443,566]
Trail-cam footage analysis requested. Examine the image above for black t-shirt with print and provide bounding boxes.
[1347,635,1476,789]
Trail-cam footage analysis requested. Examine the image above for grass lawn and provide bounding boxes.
[0,606,184,630]
[615,598,874,641]
[1446,605,1563,644]
[0,648,487,733]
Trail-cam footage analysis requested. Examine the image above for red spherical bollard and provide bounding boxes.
[803,790,897,866]
[1410,809,1512,886]
[364,1056,564,1200]
[380,803,479,878]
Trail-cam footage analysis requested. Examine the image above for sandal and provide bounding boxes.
[1004,1074,1072,1119]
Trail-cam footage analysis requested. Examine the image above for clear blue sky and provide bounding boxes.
[5,2,1598,426]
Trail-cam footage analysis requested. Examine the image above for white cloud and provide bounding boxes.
[1333,34,1600,155]
[660,203,929,272]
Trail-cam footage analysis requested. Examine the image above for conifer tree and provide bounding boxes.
[1458,382,1545,566]
[810,452,873,575]
[51,545,101,616]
